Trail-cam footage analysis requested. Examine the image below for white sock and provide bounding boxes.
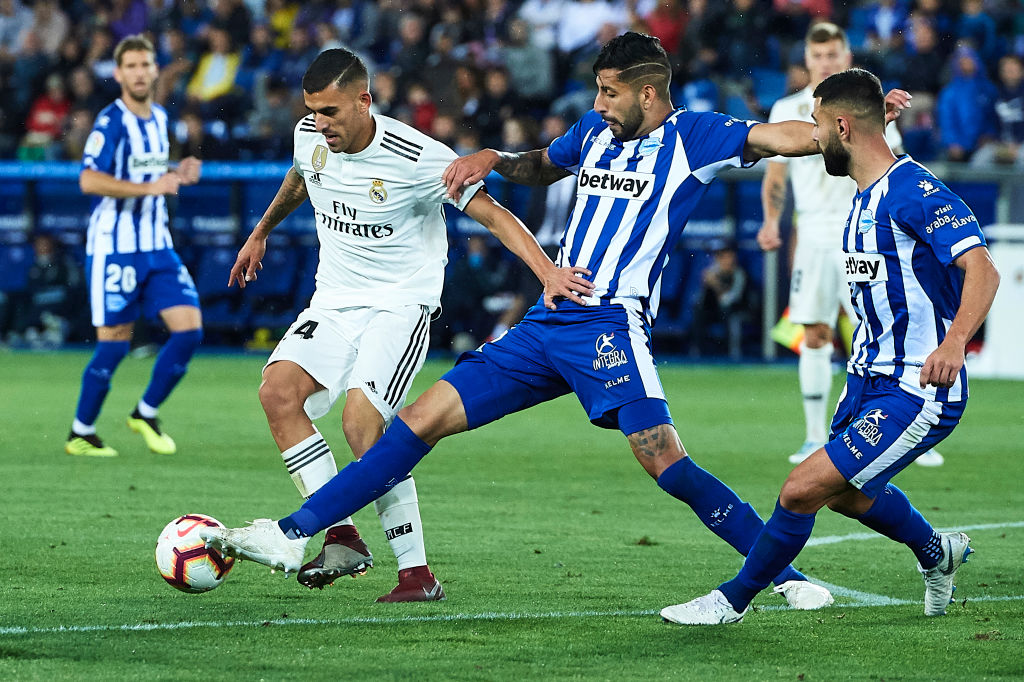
[374,476,427,570]
[798,342,833,444]
[136,400,158,418]
[280,427,338,499]
[72,419,95,435]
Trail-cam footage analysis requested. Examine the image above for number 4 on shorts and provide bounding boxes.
[293,320,318,339]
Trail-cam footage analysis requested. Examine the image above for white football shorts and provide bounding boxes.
[788,243,856,326]
[264,305,431,423]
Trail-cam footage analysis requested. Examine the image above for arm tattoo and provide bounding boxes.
[258,168,308,234]
[767,175,786,214]
[628,425,671,460]
[494,149,571,186]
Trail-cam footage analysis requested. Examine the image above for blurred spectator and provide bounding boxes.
[53,33,85,79]
[173,108,235,159]
[186,23,243,122]
[429,111,460,148]
[276,24,319,87]
[910,0,953,43]
[784,62,810,94]
[501,17,556,107]
[154,27,196,113]
[163,0,214,41]
[82,27,116,84]
[641,0,688,55]
[423,24,463,112]
[971,54,1024,166]
[678,0,723,81]
[11,30,51,117]
[11,232,85,348]
[21,72,70,157]
[370,68,400,117]
[293,0,335,39]
[0,0,31,64]
[405,82,438,132]
[243,75,298,159]
[331,0,380,54]
[241,22,284,77]
[472,66,517,147]
[954,0,998,65]
[109,0,148,43]
[556,0,629,58]
[265,0,299,49]
[61,105,94,160]
[862,0,908,55]
[68,66,108,115]
[517,0,566,51]
[389,13,430,91]
[718,0,772,79]
[453,63,483,122]
[899,17,946,97]
[771,0,831,44]
[211,0,252,52]
[24,0,68,57]
[936,44,998,161]
[689,242,756,359]
[437,234,510,352]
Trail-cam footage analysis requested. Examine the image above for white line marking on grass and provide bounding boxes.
[2,595,1024,637]
[806,521,1024,548]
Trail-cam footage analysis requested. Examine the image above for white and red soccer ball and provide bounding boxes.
[155,514,234,593]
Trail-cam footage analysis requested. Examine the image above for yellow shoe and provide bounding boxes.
[126,412,176,455]
[65,432,118,457]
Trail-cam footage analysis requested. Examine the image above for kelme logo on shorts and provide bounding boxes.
[577,168,654,200]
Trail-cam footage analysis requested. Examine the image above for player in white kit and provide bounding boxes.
[229,49,585,601]
[757,23,941,466]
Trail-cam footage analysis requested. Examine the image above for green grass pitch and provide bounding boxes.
[1,351,1021,681]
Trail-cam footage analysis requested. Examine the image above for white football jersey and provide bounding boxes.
[292,113,482,311]
[769,86,903,248]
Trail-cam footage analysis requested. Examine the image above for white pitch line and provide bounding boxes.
[2,595,1023,637]
[806,521,1024,547]
[3,523,1021,638]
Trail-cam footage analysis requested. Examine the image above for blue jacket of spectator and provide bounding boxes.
[936,46,998,153]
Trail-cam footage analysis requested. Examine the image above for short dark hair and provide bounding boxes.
[813,68,885,128]
[805,22,849,51]
[302,48,369,94]
[593,31,672,99]
[114,35,155,66]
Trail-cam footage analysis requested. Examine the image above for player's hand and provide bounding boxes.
[177,156,202,185]
[150,172,182,196]
[543,265,594,310]
[229,237,267,288]
[919,341,964,389]
[443,149,501,201]
[757,221,782,251]
[883,89,912,124]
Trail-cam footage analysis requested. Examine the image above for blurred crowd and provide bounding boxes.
[1,0,1022,165]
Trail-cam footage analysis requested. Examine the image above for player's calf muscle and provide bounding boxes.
[628,424,684,477]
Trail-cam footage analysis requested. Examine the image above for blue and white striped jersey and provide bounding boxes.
[81,99,173,256]
[843,155,986,402]
[546,108,756,321]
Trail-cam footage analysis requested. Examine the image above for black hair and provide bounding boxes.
[302,48,369,94]
[592,32,672,98]
[813,68,885,128]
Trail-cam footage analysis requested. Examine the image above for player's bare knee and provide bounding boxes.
[258,378,302,420]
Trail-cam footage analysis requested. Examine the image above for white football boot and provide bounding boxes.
[920,531,973,616]
[788,441,825,465]
[661,590,747,625]
[200,519,309,576]
[773,580,835,610]
[914,449,944,467]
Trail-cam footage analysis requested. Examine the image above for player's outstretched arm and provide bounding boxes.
[920,247,1000,389]
[80,168,182,198]
[463,190,593,310]
[229,168,308,288]
[443,148,571,200]
[757,161,788,251]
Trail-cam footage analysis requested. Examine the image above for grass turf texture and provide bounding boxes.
[1,351,1021,681]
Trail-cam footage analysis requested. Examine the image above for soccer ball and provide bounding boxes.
[155,514,235,593]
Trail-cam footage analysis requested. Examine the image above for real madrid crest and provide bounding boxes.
[311,145,328,172]
[369,179,387,204]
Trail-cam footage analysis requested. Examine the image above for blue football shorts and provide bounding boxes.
[442,303,671,435]
[824,372,966,498]
[86,249,200,327]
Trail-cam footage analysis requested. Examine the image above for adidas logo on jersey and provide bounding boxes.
[577,168,654,200]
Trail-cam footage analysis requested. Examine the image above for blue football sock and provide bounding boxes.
[657,458,806,585]
[718,500,816,612]
[141,329,202,409]
[74,340,131,428]
[857,484,941,569]
[280,417,433,537]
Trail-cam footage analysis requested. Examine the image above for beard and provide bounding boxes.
[126,83,153,103]
[820,134,851,177]
[607,102,645,141]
